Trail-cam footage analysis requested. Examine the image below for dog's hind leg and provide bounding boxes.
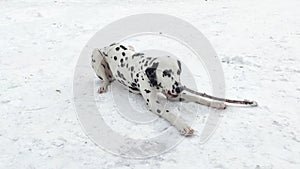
[92,49,111,93]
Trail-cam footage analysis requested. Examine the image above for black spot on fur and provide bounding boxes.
[97,75,103,80]
[118,80,127,86]
[114,56,117,60]
[179,98,185,102]
[166,110,169,112]
[145,62,160,87]
[131,66,134,71]
[151,62,159,69]
[132,53,144,58]
[144,61,148,66]
[115,47,120,51]
[157,109,161,113]
[117,71,126,80]
[149,57,157,65]
[120,45,127,50]
[162,69,172,77]
[129,86,139,91]
[92,59,96,63]
[110,43,117,47]
[147,99,149,102]
[101,63,106,68]
[157,82,162,88]
[177,60,182,75]
[145,67,157,87]
[122,52,125,56]
[144,89,151,93]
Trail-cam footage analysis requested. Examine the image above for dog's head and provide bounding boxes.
[163,60,183,97]
[155,67,183,97]
[145,66,183,97]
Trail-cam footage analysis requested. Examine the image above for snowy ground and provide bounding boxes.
[1,0,300,168]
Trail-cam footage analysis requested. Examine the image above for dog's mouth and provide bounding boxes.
[167,90,178,98]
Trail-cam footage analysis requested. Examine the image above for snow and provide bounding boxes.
[1,0,300,168]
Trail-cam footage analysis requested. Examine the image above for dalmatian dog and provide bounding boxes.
[91,43,257,136]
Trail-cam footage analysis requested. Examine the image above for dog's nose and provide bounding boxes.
[175,87,183,93]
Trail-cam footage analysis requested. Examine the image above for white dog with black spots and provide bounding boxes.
[91,43,256,136]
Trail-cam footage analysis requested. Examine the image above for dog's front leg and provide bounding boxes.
[138,74,194,136]
[168,91,226,109]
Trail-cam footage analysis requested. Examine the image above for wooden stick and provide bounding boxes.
[182,86,258,107]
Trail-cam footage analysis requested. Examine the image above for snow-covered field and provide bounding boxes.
[1,0,300,168]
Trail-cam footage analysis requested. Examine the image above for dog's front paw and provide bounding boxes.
[180,127,194,137]
[210,102,226,109]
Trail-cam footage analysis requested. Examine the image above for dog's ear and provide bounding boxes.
[145,67,157,86]
[128,45,135,51]
[145,67,155,78]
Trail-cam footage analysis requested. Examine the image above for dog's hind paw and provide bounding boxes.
[180,127,194,137]
[98,86,107,93]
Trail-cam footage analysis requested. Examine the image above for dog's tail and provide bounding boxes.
[182,86,258,107]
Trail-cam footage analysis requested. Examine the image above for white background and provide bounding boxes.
[0,0,300,168]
